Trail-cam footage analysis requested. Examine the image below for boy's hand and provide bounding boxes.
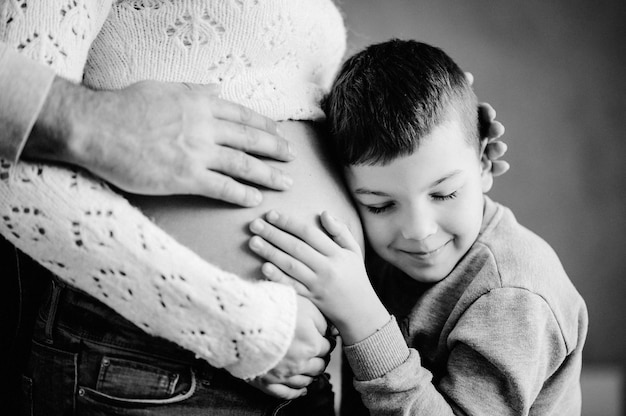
[248,210,390,344]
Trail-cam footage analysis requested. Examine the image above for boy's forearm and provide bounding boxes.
[336,292,391,345]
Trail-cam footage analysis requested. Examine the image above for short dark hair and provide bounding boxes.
[323,39,479,166]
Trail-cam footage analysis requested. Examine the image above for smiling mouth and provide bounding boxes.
[398,240,451,258]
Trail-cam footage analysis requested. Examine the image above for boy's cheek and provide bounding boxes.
[361,217,391,247]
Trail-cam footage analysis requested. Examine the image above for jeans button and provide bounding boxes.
[78,388,85,396]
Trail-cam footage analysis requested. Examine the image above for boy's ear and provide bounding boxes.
[480,140,494,193]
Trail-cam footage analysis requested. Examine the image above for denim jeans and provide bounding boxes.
[20,276,335,416]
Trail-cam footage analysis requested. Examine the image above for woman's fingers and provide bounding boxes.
[486,120,505,141]
[192,169,262,207]
[491,160,511,177]
[478,101,496,122]
[210,95,280,135]
[279,375,316,389]
[207,146,292,191]
[213,119,296,162]
[485,141,507,159]
[247,378,307,400]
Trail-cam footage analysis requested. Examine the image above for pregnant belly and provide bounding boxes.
[127,121,363,281]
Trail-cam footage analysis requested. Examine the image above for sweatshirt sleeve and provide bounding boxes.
[0,0,296,379]
[346,289,570,415]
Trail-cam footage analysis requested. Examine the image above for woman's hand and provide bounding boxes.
[248,210,390,345]
[27,79,296,207]
[465,72,510,177]
[479,102,510,177]
[247,296,333,399]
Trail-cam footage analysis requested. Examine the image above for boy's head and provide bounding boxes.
[324,39,493,283]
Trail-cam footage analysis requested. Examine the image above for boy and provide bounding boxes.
[247,39,588,415]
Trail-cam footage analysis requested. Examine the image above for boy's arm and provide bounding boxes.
[248,212,580,414]
[347,289,578,415]
[248,210,390,345]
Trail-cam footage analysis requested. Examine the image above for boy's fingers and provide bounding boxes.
[248,234,316,284]
[320,211,361,253]
[264,211,337,256]
[250,217,324,264]
[261,262,311,295]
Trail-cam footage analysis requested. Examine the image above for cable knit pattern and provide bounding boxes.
[0,0,346,379]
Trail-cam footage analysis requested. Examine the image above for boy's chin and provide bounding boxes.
[397,263,452,284]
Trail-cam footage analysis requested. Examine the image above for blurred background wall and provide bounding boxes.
[335,0,625,414]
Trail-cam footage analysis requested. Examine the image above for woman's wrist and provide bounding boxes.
[24,76,95,168]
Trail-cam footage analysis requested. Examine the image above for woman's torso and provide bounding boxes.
[84,0,347,121]
[128,121,363,280]
[83,0,357,279]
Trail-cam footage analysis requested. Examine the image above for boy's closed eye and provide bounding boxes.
[359,186,461,214]
[431,190,458,201]
[363,202,395,215]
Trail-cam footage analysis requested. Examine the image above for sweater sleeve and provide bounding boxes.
[0,43,54,162]
[347,289,570,415]
[0,0,297,379]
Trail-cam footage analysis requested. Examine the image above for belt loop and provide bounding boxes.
[42,278,64,344]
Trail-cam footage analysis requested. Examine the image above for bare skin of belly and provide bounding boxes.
[128,121,363,281]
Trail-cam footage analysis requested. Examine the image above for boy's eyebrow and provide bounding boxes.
[353,189,390,197]
[354,170,465,197]
[431,169,463,187]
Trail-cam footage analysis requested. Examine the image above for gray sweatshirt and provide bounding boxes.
[343,196,588,415]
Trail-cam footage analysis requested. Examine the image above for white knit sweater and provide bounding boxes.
[0,0,346,379]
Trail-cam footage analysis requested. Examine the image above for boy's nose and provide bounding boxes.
[400,206,437,241]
